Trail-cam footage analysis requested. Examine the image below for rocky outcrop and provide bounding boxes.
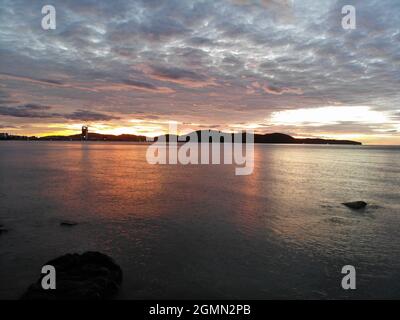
[21,251,122,300]
[60,221,78,226]
[342,201,368,210]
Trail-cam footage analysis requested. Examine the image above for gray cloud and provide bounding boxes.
[121,79,163,91]
[0,124,16,129]
[149,66,207,81]
[65,109,120,121]
[0,0,399,139]
[0,104,119,121]
[0,104,56,118]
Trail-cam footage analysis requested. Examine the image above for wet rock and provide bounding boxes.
[60,221,78,226]
[0,226,8,234]
[342,201,368,210]
[21,251,122,300]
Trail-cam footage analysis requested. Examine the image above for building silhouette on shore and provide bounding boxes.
[82,126,88,141]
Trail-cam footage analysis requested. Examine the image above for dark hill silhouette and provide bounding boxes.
[1,130,362,145]
[38,133,147,142]
[154,131,361,145]
[254,133,296,143]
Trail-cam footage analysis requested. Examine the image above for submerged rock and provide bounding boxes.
[60,221,78,226]
[0,225,8,234]
[21,251,122,300]
[328,216,348,224]
[342,201,368,210]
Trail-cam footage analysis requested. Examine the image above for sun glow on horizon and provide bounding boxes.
[270,106,391,126]
[5,113,399,145]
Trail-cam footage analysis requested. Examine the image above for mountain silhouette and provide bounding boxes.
[1,130,361,145]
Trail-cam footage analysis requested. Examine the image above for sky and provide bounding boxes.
[0,0,399,144]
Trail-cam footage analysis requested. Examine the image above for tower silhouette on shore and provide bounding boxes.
[82,126,89,141]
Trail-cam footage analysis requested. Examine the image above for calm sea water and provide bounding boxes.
[1,141,400,299]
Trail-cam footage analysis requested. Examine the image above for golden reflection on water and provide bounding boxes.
[37,143,169,219]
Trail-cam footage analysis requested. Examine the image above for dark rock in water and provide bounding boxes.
[60,221,78,226]
[21,251,122,300]
[0,226,8,234]
[342,201,368,210]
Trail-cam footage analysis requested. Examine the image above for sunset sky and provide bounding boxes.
[0,0,399,144]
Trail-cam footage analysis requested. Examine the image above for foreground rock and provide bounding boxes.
[21,251,122,300]
[342,201,368,210]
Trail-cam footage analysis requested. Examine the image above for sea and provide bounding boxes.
[1,141,400,299]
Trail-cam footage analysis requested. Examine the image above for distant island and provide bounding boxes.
[0,131,362,145]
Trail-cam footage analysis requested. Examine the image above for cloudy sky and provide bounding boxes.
[0,0,399,144]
